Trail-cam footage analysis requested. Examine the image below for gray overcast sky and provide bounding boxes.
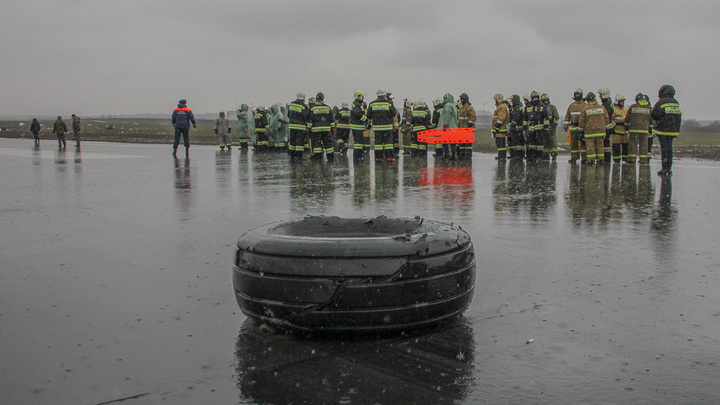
[2,0,717,119]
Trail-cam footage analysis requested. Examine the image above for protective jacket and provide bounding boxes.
[287,99,310,132]
[350,99,368,131]
[563,100,586,131]
[367,96,397,132]
[651,85,682,137]
[236,104,250,139]
[545,103,559,129]
[611,105,628,135]
[309,102,335,133]
[336,107,351,131]
[30,119,41,134]
[268,105,288,144]
[458,102,476,128]
[72,116,81,132]
[411,106,431,132]
[438,93,458,129]
[53,118,67,134]
[431,104,442,129]
[491,100,509,137]
[253,110,269,133]
[214,115,230,135]
[579,102,609,138]
[624,100,653,133]
[522,100,548,132]
[172,102,196,130]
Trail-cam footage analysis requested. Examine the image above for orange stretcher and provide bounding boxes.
[417,128,475,144]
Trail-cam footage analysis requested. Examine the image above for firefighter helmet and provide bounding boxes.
[493,93,504,104]
[418,99,427,108]
[586,92,596,102]
[460,93,470,103]
[598,88,611,100]
[615,94,626,103]
[297,92,305,100]
[376,88,386,97]
[530,91,540,100]
[316,92,324,102]
[635,93,644,102]
[541,93,550,103]
[354,90,365,101]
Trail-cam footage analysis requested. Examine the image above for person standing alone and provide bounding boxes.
[171,99,196,157]
[651,85,682,176]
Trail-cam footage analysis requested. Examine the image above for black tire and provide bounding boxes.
[233,216,475,333]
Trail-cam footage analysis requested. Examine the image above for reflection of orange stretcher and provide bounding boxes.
[417,128,475,144]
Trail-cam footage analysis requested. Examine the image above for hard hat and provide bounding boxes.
[615,94,626,103]
[574,88,583,97]
[219,110,225,115]
[376,88,386,97]
[417,99,427,108]
[316,92,324,102]
[386,92,394,100]
[493,93,504,104]
[179,99,187,104]
[523,93,531,102]
[354,90,365,100]
[598,88,611,99]
[297,92,305,100]
[258,105,265,111]
[530,91,540,99]
[460,93,470,103]
[586,92,596,102]
[541,93,549,102]
[341,101,349,108]
[434,97,443,107]
[504,97,513,105]
[635,93,644,102]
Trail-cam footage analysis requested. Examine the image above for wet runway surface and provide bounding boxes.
[1,139,719,404]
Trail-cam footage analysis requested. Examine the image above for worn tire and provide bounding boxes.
[232,216,475,333]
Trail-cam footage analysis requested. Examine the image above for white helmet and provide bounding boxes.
[376,88,386,97]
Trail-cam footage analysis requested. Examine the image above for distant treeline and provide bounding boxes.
[681,119,720,133]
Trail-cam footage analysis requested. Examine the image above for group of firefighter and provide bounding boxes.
[232,85,680,175]
[237,89,477,162]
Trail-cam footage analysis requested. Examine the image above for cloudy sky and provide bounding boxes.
[2,0,716,119]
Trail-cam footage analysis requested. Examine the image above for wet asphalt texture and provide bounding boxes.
[1,139,719,404]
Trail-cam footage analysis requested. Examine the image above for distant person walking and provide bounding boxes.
[30,118,41,147]
[53,116,67,149]
[171,99,196,157]
[71,114,81,147]
[651,85,682,176]
[214,111,232,150]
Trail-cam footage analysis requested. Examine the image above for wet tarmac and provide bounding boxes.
[1,139,719,404]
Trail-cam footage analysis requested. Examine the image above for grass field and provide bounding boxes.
[2,119,718,158]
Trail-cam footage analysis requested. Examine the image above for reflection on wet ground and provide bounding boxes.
[1,140,719,404]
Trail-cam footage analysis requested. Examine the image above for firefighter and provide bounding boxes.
[350,90,368,161]
[457,93,476,159]
[644,94,655,159]
[236,104,251,150]
[578,92,610,164]
[624,93,653,164]
[507,95,525,160]
[309,92,336,161]
[541,93,559,161]
[214,110,232,150]
[253,106,269,152]
[599,88,613,162]
[438,93,459,160]
[651,85,682,176]
[431,97,444,157]
[410,98,431,158]
[335,101,351,156]
[287,92,310,161]
[609,94,628,163]
[522,91,549,162]
[491,93,509,160]
[386,92,401,157]
[563,89,587,163]
[367,89,398,162]
[268,104,288,152]
[401,99,413,154]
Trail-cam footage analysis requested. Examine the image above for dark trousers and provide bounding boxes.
[173,128,190,149]
[658,135,674,166]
